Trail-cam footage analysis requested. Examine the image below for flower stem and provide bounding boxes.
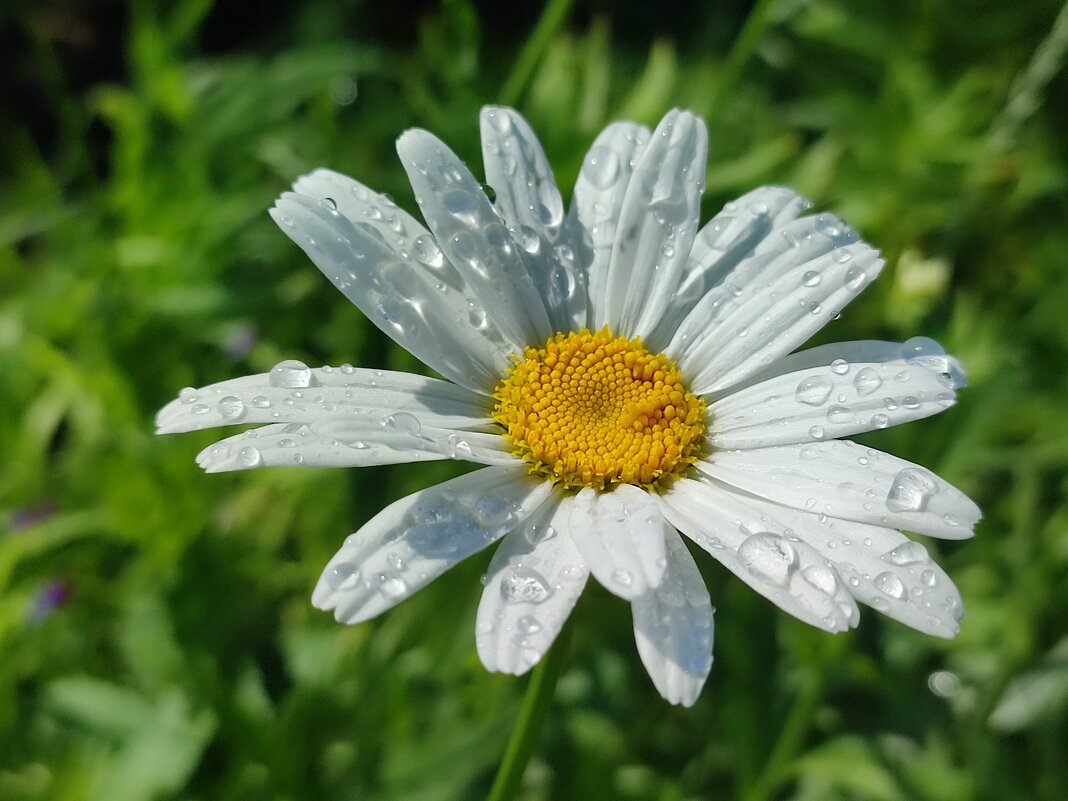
[486,623,573,801]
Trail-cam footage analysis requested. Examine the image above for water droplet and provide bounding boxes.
[218,396,246,420]
[443,433,473,459]
[902,395,921,410]
[480,183,497,203]
[611,569,633,588]
[815,213,844,238]
[844,267,867,290]
[377,572,409,599]
[738,533,798,587]
[517,615,542,634]
[340,363,355,374]
[831,247,852,263]
[514,224,541,254]
[795,375,833,406]
[487,108,511,134]
[178,387,198,404]
[802,270,822,287]
[191,403,210,415]
[831,359,850,375]
[882,541,930,566]
[871,413,890,428]
[583,146,621,189]
[238,446,262,467]
[886,468,938,512]
[853,367,882,396]
[874,571,907,600]
[385,412,422,436]
[412,234,445,268]
[326,563,360,591]
[270,359,316,388]
[921,569,938,587]
[826,405,854,424]
[802,564,839,595]
[322,197,338,211]
[809,425,825,440]
[500,567,553,604]
[467,494,513,526]
[250,395,271,409]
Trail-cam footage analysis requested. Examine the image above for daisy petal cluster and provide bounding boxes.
[157,107,980,706]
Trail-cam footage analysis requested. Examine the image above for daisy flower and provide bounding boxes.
[157,107,980,706]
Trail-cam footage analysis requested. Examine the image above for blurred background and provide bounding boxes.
[2,0,1067,799]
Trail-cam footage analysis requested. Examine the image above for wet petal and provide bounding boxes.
[698,440,980,539]
[708,358,959,450]
[271,191,513,393]
[603,110,708,338]
[396,129,552,348]
[480,106,587,331]
[567,484,667,600]
[476,494,589,675]
[632,524,714,707]
[313,466,552,624]
[660,478,860,632]
[156,365,491,435]
[567,121,651,327]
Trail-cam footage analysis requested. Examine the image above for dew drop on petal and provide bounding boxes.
[882,540,930,566]
[795,375,833,406]
[853,367,882,396]
[871,413,891,429]
[238,446,262,467]
[886,468,938,512]
[270,359,316,388]
[500,567,554,604]
[326,563,360,591]
[831,359,850,375]
[802,564,839,595]
[738,533,798,587]
[583,146,621,189]
[377,572,410,599]
[218,396,246,420]
[802,270,822,287]
[179,387,198,404]
[874,571,907,600]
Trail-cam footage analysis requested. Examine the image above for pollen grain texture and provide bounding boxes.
[492,327,706,490]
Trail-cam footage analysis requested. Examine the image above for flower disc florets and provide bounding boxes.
[492,327,706,490]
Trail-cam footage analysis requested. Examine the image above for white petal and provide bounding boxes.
[396,129,552,348]
[708,358,958,449]
[567,121,651,327]
[645,186,810,350]
[271,191,513,393]
[476,495,589,675]
[566,485,667,600]
[730,337,967,396]
[672,238,885,394]
[313,465,552,624]
[156,365,491,434]
[683,481,964,638]
[698,440,980,539]
[660,478,860,632]
[480,106,587,331]
[602,110,709,338]
[632,524,714,707]
[194,421,513,473]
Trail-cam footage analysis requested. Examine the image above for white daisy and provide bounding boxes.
[157,107,980,707]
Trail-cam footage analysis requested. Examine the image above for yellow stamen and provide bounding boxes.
[492,327,706,490]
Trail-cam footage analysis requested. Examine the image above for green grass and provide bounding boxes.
[2,1,1067,799]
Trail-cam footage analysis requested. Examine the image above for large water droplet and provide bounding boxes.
[377,572,409,599]
[886,468,938,512]
[882,540,930,566]
[405,522,460,557]
[802,270,822,287]
[874,571,907,600]
[853,367,883,396]
[270,359,316,388]
[326,562,360,591]
[795,375,833,406]
[802,564,839,595]
[500,567,554,604]
[178,387,198,404]
[871,413,890,429]
[238,446,262,467]
[831,359,850,375]
[218,395,246,420]
[583,146,621,189]
[738,533,798,587]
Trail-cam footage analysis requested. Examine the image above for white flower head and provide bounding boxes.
[157,107,980,707]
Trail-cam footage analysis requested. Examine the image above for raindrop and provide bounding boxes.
[826,405,854,424]
[902,395,921,410]
[611,569,633,588]
[738,533,798,587]
[802,564,839,595]
[882,541,930,566]
[514,225,541,254]
[871,413,890,429]
[218,396,246,420]
[795,375,833,406]
[874,572,907,600]
[412,234,445,268]
[326,563,360,591]
[921,569,938,587]
[192,403,210,415]
[583,147,621,189]
[809,425,825,440]
[500,567,554,604]
[517,615,542,634]
[831,359,850,375]
[385,412,422,436]
[853,367,882,396]
[480,183,497,203]
[178,387,198,404]
[844,267,867,290]
[377,572,409,599]
[886,468,938,512]
[802,270,822,287]
[238,446,263,467]
[270,359,317,388]
[250,395,271,409]
[831,247,852,263]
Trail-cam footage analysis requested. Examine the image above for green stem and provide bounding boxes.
[486,623,573,801]
[709,0,781,112]
[498,0,575,107]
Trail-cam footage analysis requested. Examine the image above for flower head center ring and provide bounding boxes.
[492,327,706,489]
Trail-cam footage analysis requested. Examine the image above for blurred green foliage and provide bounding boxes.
[2,0,1067,799]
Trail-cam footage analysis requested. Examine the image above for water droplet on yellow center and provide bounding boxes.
[492,328,706,489]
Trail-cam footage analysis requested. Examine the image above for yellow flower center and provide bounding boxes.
[492,327,706,490]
